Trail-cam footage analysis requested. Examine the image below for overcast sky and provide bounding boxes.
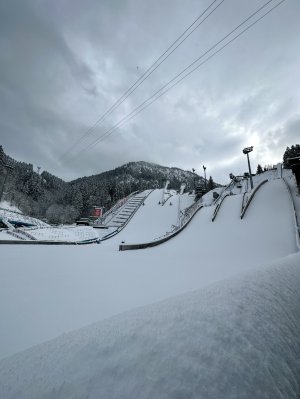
[0,0,299,183]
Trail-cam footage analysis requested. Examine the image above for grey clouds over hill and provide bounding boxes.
[1,0,299,182]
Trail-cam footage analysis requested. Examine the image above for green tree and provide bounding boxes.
[207,176,215,191]
[256,164,263,174]
[283,144,300,167]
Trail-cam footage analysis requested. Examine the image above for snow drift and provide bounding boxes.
[1,252,300,399]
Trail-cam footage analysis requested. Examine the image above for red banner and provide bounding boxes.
[93,207,102,217]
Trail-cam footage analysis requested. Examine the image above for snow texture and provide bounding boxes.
[0,177,298,360]
[0,208,48,228]
[0,252,300,399]
[0,201,22,213]
[26,225,100,242]
[0,169,299,399]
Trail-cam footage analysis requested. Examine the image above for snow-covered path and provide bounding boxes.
[0,178,298,359]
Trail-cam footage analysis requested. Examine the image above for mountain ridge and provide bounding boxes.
[0,146,215,223]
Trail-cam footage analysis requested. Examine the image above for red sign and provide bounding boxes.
[93,207,102,217]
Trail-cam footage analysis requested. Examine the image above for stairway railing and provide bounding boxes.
[283,177,300,250]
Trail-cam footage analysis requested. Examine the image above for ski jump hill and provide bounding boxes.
[0,168,300,398]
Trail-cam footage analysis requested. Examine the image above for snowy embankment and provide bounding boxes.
[0,178,297,361]
[0,201,22,213]
[1,252,300,399]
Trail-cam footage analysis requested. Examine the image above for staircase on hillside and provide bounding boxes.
[105,190,151,229]
[95,190,152,241]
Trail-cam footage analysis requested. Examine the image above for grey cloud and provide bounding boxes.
[284,116,300,142]
[1,0,300,184]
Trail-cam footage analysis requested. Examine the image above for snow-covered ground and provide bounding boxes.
[1,252,300,399]
[0,207,100,243]
[0,208,48,228]
[0,174,297,359]
[23,226,100,242]
[0,201,22,213]
[0,169,299,398]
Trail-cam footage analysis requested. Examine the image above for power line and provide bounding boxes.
[59,0,226,162]
[65,0,285,161]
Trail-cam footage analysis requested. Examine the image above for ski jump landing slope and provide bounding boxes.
[113,178,297,264]
[103,188,195,247]
[0,178,297,360]
[151,178,297,275]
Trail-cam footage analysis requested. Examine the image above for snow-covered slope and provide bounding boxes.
[0,174,297,360]
[0,201,22,213]
[103,188,195,246]
[0,168,299,399]
[1,252,300,399]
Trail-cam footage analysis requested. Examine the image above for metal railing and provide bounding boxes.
[101,189,154,241]
[240,179,268,219]
[95,191,139,226]
[212,193,230,222]
[119,198,203,251]
[282,177,300,250]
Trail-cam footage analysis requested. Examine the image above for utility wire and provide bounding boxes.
[60,0,226,162]
[65,0,285,162]
[106,0,287,140]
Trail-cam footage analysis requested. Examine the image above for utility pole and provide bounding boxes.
[203,165,207,191]
[243,146,254,190]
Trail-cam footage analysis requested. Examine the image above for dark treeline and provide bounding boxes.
[0,146,211,224]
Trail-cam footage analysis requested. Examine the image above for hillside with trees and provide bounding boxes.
[283,144,300,167]
[0,146,212,224]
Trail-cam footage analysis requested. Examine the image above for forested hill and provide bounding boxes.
[0,146,213,223]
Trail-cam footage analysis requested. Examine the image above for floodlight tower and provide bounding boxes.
[243,146,254,190]
[192,168,196,190]
[203,165,207,191]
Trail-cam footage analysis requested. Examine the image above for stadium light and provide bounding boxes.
[192,168,196,190]
[203,165,207,191]
[243,146,254,190]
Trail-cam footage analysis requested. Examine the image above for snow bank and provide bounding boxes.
[0,208,48,228]
[0,201,22,213]
[28,226,100,242]
[1,252,300,399]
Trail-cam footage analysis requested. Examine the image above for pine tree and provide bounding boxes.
[283,144,300,167]
[256,164,263,174]
[0,145,4,165]
[207,176,215,191]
